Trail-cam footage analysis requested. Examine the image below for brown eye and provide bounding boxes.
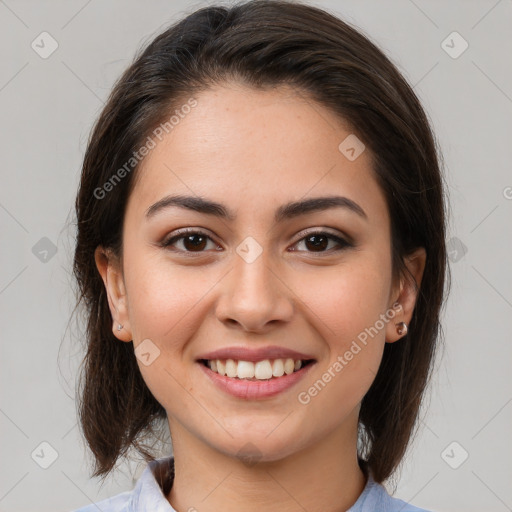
[162,229,351,255]
[181,233,208,251]
[304,234,329,252]
[162,230,218,253]
[292,231,351,253]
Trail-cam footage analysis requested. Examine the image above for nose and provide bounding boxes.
[214,249,294,333]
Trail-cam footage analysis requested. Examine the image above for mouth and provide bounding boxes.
[197,356,317,400]
[197,358,316,381]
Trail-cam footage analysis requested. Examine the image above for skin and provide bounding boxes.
[95,82,426,512]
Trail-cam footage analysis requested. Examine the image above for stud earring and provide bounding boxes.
[117,324,123,331]
[396,322,408,336]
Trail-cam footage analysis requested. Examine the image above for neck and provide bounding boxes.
[166,413,367,512]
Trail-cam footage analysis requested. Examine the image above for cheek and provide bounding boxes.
[295,254,392,403]
[122,253,214,410]
[300,256,392,347]
[124,251,212,344]
[293,262,391,422]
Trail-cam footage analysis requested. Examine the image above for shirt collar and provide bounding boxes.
[126,455,383,512]
[127,456,176,512]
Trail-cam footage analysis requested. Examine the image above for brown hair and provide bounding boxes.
[73,0,449,486]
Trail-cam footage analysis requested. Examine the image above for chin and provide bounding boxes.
[210,429,306,466]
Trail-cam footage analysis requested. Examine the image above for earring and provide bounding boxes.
[117,324,123,331]
[396,322,408,336]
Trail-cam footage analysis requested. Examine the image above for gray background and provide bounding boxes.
[1,0,511,511]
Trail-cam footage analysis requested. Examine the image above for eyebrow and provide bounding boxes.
[145,194,367,222]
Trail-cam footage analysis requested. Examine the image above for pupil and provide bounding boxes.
[305,234,327,251]
[185,234,207,251]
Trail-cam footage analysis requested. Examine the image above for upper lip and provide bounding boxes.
[196,345,316,363]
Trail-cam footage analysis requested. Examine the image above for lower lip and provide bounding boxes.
[197,361,316,400]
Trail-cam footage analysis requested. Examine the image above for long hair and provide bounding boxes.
[73,0,449,485]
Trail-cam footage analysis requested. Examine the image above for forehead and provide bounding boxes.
[126,83,388,227]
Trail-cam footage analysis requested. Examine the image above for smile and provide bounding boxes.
[197,358,317,400]
[200,358,315,380]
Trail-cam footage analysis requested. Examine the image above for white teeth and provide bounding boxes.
[237,360,255,379]
[216,359,225,376]
[225,359,237,378]
[284,358,295,375]
[255,360,273,379]
[206,357,309,380]
[272,359,284,377]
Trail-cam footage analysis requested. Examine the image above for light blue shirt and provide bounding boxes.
[71,456,432,512]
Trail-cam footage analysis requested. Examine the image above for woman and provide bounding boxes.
[71,1,448,510]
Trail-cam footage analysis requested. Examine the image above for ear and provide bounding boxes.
[94,246,132,342]
[385,247,426,344]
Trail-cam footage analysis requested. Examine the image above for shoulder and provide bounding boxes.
[69,489,132,512]
[69,456,175,512]
[349,472,434,512]
[381,496,433,512]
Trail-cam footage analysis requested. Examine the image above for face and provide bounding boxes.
[96,82,425,463]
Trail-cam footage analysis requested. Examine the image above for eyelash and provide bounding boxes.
[161,229,352,256]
